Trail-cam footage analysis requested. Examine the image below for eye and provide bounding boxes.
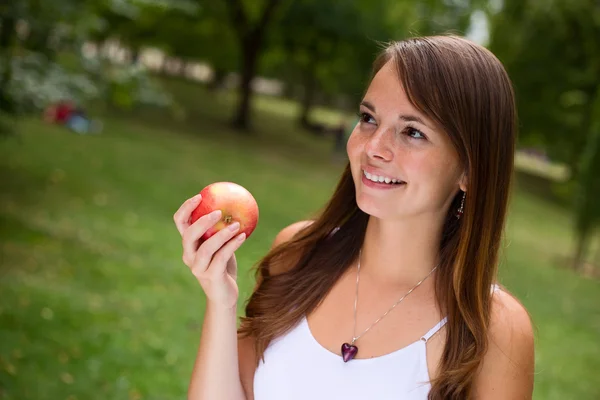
[405,126,426,140]
[358,112,376,125]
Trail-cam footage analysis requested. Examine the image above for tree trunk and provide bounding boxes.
[0,13,16,114]
[573,86,600,271]
[232,38,259,131]
[299,66,317,128]
[573,232,590,271]
[226,0,282,132]
[568,85,597,178]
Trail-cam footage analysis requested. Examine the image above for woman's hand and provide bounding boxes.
[174,194,246,310]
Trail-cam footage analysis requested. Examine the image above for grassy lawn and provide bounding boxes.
[0,83,598,400]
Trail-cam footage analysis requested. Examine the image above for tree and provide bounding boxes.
[91,0,200,63]
[266,0,384,129]
[489,0,600,173]
[158,4,237,88]
[0,1,19,119]
[1,0,93,133]
[222,0,286,131]
[264,0,486,130]
[573,88,600,270]
[488,0,600,270]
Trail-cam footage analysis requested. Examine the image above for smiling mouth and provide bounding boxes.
[363,170,406,185]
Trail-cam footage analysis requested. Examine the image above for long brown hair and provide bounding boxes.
[238,35,517,399]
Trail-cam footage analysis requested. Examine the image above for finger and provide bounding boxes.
[181,209,222,265]
[191,222,241,276]
[173,193,202,235]
[207,233,246,280]
[194,232,245,281]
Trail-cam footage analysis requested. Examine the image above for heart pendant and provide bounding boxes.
[341,343,358,362]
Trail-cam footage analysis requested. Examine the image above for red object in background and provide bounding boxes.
[54,101,75,124]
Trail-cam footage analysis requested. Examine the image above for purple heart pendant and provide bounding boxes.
[341,343,358,362]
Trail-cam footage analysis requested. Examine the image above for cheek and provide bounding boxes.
[347,131,363,166]
[347,131,365,184]
[403,152,432,178]
[408,151,461,192]
[346,128,361,155]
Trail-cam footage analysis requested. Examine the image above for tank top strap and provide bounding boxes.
[421,284,501,343]
[420,316,448,343]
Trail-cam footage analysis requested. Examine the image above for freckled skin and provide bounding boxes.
[346,61,467,220]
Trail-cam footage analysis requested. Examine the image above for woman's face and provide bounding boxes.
[347,60,467,221]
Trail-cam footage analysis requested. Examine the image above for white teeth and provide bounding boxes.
[363,170,403,184]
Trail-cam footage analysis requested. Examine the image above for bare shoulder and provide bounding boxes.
[271,220,314,249]
[267,220,313,276]
[474,288,535,399]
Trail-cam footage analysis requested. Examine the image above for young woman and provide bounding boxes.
[174,35,535,399]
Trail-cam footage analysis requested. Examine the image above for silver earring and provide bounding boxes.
[456,192,466,219]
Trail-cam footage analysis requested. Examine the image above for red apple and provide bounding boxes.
[190,182,259,241]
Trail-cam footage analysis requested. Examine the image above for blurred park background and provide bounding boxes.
[0,0,599,399]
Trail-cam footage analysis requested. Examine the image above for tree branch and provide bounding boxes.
[223,0,248,39]
[253,0,281,39]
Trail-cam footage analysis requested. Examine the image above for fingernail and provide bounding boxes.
[237,233,246,241]
[228,222,240,231]
[192,194,202,203]
[211,210,222,219]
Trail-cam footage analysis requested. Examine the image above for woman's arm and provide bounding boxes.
[189,302,246,400]
[173,194,248,400]
[473,290,535,399]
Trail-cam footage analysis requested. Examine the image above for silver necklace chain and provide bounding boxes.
[350,250,439,345]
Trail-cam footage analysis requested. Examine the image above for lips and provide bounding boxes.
[361,164,406,184]
[360,173,406,191]
[363,170,405,184]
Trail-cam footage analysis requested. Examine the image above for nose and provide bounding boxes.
[365,126,394,161]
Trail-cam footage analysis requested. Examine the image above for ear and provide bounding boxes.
[458,172,468,193]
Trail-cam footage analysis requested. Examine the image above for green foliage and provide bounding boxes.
[488,0,600,169]
[262,0,489,122]
[264,0,383,103]
[0,0,175,125]
[488,0,600,271]
[0,50,172,115]
[4,52,100,113]
[102,62,174,110]
[573,88,600,268]
[91,0,206,60]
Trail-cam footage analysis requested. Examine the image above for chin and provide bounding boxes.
[355,194,387,219]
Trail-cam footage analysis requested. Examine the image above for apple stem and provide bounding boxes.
[224,215,232,224]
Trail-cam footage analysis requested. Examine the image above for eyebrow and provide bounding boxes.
[360,100,430,128]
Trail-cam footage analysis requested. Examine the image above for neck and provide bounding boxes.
[359,214,444,289]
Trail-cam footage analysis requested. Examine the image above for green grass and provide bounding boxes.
[0,83,599,400]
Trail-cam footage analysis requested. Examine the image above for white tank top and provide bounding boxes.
[253,284,501,399]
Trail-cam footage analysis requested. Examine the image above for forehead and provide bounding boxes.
[364,61,414,113]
